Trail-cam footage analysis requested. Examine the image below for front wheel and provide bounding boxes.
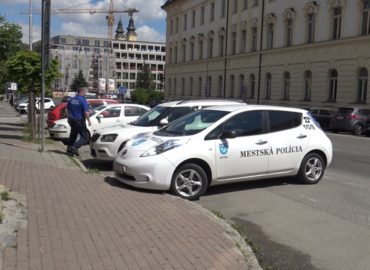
[297,153,325,184]
[170,163,208,201]
[353,124,363,136]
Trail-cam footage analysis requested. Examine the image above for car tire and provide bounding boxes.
[297,153,325,184]
[171,163,208,201]
[353,124,363,136]
[365,131,370,137]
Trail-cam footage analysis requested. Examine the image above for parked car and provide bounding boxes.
[91,99,246,161]
[308,107,335,130]
[17,97,55,114]
[330,107,370,136]
[113,105,333,200]
[47,99,119,128]
[364,116,370,137]
[13,95,28,107]
[49,103,150,142]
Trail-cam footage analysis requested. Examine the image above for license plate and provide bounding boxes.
[113,163,126,174]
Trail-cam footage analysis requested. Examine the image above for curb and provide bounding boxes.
[167,194,262,270]
[57,141,88,173]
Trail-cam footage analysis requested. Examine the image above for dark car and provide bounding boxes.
[330,107,370,136]
[365,116,370,137]
[308,107,335,130]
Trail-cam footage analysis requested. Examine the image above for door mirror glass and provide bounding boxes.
[159,118,169,126]
[219,130,236,139]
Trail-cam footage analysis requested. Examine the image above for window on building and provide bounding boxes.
[219,34,225,56]
[184,14,188,31]
[332,7,342,40]
[207,76,212,96]
[240,74,245,98]
[218,76,223,97]
[104,41,110,47]
[192,10,196,28]
[283,72,290,100]
[182,77,185,96]
[265,73,272,99]
[221,0,226,18]
[241,30,247,53]
[286,19,293,47]
[76,39,81,45]
[267,23,274,49]
[304,71,312,101]
[174,78,177,95]
[243,0,248,10]
[210,2,215,22]
[250,74,255,98]
[190,77,194,96]
[307,13,315,43]
[182,43,186,62]
[208,37,213,58]
[328,69,338,102]
[60,38,66,44]
[175,17,179,33]
[174,46,178,63]
[95,40,100,47]
[198,77,202,96]
[170,19,173,35]
[253,0,259,7]
[231,32,237,55]
[233,0,238,13]
[168,79,172,95]
[252,27,258,51]
[362,0,370,35]
[84,47,90,52]
[169,48,173,64]
[190,40,195,61]
[357,68,368,103]
[199,40,203,59]
[82,39,89,46]
[200,6,205,25]
[230,75,235,98]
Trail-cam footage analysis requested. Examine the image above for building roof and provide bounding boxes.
[161,0,179,9]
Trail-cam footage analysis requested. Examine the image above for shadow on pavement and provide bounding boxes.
[48,149,70,156]
[104,176,165,195]
[0,141,39,151]
[0,134,23,140]
[0,122,23,127]
[82,159,113,172]
[204,177,300,197]
[0,126,24,132]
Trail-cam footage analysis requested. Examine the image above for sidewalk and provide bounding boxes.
[0,100,260,270]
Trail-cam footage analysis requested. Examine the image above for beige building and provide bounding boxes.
[162,0,370,108]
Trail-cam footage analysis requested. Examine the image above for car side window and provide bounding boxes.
[124,106,147,117]
[99,107,121,118]
[205,111,264,140]
[268,111,302,133]
[166,107,196,123]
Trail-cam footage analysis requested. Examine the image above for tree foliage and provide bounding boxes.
[70,70,88,92]
[131,88,164,105]
[6,50,60,95]
[136,64,155,90]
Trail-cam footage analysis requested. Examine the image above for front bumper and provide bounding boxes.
[49,129,69,139]
[113,154,175,191]
[91,143,118,161]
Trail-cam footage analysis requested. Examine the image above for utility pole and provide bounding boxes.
[40,0,51,151]
[29,0,32,50]
[257,0,266,104]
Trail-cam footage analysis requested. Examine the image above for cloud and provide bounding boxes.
[137,25,165,43]
[19,22,41,44]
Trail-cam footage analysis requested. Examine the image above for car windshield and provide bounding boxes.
[337,108,354,115]
[89,105,107,117]
[154,110,230,137]
[131,106,170,126]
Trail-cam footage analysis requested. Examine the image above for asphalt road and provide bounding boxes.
[76,132,370,270]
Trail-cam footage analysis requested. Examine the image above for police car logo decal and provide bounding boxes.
[132,138,146,146]
[219,143,228,155]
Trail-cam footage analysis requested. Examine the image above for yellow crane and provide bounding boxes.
[22,0,139,40]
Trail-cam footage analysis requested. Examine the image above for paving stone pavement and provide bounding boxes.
[0,101,260,270]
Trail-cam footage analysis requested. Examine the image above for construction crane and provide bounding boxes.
[21,0,139,40]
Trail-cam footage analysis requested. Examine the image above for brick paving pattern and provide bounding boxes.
[0,101,253,270]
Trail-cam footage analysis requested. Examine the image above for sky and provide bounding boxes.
[0,0,167,44]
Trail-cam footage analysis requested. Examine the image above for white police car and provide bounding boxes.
[113,105,333,200]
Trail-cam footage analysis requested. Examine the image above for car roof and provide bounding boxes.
[205,104,309,113]
[157,99,246,108]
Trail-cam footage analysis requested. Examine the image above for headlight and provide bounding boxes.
[140,140,182,157]
[54,124,67,129]
[101,134,118,142]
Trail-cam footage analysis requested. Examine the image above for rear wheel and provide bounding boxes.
[170,163,208,201]
[297,153,325,184]
[353,124,363,136]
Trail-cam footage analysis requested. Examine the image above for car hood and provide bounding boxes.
[97,124,157,136]
[125,133,191,152]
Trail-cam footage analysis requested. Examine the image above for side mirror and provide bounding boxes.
[159,118,169,126]
[219,130,236,139]
[96,114,103,122]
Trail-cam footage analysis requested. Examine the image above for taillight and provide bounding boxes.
[351,114,359,120]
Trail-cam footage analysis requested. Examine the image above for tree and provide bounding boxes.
[70,69,88,92]
[136,64,155,90]
[0,14,23,92]
[6,50,60,139]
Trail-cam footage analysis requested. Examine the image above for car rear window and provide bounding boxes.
[337,108,354,115]
[268,111,302,132]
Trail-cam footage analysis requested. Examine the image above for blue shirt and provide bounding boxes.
[67,95,89,121]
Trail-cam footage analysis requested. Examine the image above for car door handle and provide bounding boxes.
[297,134,307,139]
[256,140,268,145]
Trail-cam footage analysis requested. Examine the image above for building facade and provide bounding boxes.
[162,0,370,108]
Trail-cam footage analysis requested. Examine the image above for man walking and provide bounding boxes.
[66,87,91,156]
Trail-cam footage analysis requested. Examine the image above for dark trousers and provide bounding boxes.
[68,119,89,149]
